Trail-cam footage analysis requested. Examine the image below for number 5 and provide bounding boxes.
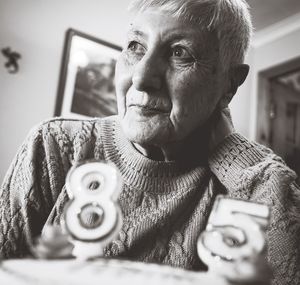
[197,195,270,279]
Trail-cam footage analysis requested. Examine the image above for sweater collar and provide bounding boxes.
[101,116,210,192]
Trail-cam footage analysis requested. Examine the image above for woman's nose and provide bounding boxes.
[132,54,163,92]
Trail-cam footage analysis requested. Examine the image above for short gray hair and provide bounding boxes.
[128,0,252,70]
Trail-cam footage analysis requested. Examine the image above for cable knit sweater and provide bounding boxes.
[0,115,299,285]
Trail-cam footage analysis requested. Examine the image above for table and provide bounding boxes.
[0,258,227,285]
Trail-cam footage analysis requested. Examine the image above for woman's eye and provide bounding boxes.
[127,41,146,55]
[171,46,193,60]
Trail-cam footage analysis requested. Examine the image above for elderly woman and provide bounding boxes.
[0,0,299,284]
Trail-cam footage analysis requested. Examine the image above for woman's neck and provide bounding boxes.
[132,125,210,165]
[132,141,183,162]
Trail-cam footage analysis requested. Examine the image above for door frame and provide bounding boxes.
[256,56,300,146]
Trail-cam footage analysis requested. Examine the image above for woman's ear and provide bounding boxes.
[229,64,249,95]
[218,64,250,109]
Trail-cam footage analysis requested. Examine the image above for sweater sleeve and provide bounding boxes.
[0,121,71,259]
[0,118,106,259]
[0,126,50,258]
[208,132,300,285]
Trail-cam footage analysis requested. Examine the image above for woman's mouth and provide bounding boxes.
[129,104,169,114]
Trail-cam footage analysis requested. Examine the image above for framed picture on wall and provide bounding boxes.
[54,28,122,118]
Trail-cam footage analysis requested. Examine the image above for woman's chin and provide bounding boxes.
[120,117,172,147]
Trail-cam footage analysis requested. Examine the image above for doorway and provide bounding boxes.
[256,57,300,179]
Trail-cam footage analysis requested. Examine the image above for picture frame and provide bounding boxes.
[54,28,122,118]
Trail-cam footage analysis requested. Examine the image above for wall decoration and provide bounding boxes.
[55,29,121,118]
[1,47,21,74]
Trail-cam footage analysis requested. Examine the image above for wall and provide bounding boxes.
[0,0,131,182]
[249,12,300,139]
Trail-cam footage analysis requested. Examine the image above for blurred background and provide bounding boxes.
[0,0,300,182]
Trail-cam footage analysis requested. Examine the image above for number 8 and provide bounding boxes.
[63,161,123,258]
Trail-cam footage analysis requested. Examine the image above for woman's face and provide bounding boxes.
[115,9,227,147]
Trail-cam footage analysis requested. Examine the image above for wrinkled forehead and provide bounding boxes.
[127,9,218,53]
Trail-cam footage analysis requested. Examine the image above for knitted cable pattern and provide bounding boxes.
[0,115,299,285]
